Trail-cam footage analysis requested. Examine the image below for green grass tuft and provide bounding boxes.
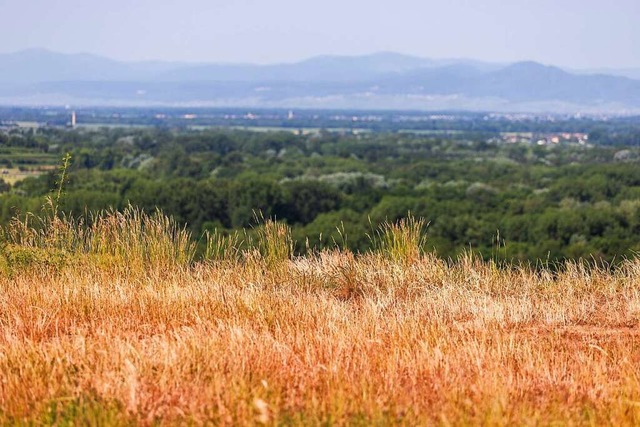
[371,213,428,264]
[254,214,294,268]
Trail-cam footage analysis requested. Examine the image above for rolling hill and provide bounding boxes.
[0,49,638,112]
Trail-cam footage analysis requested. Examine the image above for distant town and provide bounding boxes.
[1,106,637,148]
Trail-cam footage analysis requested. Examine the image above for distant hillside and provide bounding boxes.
[0,48,185,83]
[0,49,639,113]
[573,67,640,81]
[0,49,495,83]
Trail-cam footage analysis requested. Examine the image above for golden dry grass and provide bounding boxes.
[1,211,640,425]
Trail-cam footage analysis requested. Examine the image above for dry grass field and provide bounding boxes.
[1,167,44,185]
[0,164,57,185]
[1,208,640,425]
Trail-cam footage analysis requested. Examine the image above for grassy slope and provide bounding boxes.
[1,210,640,425]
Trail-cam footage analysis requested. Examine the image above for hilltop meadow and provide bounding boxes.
[1,205,640,425]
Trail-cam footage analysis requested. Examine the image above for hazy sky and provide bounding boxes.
[1,0,638,68]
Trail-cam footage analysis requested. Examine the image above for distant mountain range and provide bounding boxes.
[0,48,639,113]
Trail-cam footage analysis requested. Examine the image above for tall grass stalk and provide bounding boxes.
[203,228,243,262]
[253,213,293,268]
[370,213,428,264]
[2,206,195,272]
[86,206,196,269]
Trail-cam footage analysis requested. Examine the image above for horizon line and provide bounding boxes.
[0,47,575,70]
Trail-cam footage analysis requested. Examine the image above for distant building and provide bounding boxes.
[71,111,77,128]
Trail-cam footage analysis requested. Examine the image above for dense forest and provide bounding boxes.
[1,124,640,263]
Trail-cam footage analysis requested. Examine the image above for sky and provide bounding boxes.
[0,0,638,69]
